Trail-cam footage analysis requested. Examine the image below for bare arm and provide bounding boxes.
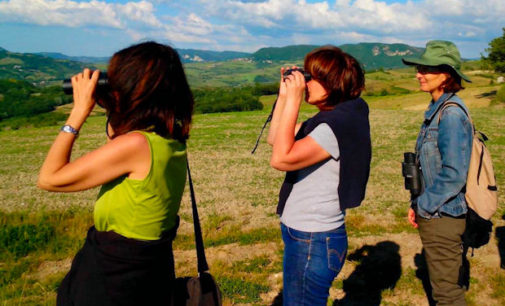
[38,132,150,192]
[38,69,150,192]
[267,67,288,146]
[270,71,330,171]
[267,67,304,145]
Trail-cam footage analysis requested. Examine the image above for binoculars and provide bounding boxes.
[402,152,423,199]
[62,71,108,95]
[282,68,311,82]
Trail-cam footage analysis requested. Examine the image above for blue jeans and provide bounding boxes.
[281,223,347,306]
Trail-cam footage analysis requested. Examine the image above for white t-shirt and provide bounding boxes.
[280,123,344,232]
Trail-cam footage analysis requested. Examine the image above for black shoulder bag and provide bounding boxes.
[171,162,222,306]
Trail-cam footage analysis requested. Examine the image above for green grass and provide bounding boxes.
[174,225,281,250]
[1,65,504,304]
[218,276,270,303]
[491,273,505,299]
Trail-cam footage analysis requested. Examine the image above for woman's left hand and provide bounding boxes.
[408,208,418,228]
[283,69,306,106]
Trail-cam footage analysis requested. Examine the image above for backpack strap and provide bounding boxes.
[437,101,473,126]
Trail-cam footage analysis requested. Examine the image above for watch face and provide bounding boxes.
[61,125,78,135]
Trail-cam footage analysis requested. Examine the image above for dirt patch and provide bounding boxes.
[32,258,72,281]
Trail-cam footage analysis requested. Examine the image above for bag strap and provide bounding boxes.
[251,94,279,154]
[417,94,455,156]
[437,101,473,126]
[186,161,210,273]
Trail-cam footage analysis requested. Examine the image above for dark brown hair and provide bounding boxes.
[98,41,194,142]
[304,45,365,109]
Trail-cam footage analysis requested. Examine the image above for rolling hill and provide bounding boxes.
[37,48,251,64]
[0,48,96,85]
[35,52,110,64]
[176,48,251,63]
[252,43,424,70]
[0,43,425,87]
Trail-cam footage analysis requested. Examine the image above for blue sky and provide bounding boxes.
[0,0,503,58]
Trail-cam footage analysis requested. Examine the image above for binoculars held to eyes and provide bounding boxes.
[62,71,109,95]
[283,68,312,82]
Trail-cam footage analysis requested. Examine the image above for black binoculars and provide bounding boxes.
[283,68,311,82]
[62,71,109,95]
[402,152,423,199]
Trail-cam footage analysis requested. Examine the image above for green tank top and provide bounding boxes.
[94,131,187,240]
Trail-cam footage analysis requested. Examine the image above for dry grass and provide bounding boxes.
[1,74,504,304]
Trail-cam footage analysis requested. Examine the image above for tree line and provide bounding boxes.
[0,79,72,120]
[0,80,279,130]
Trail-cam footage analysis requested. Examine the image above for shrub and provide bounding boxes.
[193,87,263,114]
[0,222,55,259]
[0,80,71,120]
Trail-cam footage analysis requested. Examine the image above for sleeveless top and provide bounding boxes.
[94,131,187,240]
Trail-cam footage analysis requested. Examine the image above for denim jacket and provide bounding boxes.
[414,92,473,219]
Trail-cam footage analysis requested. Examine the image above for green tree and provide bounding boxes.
[484,28,505,73]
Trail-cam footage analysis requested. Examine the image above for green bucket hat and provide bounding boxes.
[402,40,471,82]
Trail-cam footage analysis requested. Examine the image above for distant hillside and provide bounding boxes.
[37,49,251,64]
[176,48,251,63]
[36,52,109,64]
[252,45,319,62]
[0,48,95,85]
[253,43,424,70]
[340,43,424,70]
[0,43,424,87]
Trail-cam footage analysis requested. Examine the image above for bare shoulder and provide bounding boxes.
[105,132,149,156]
[122,131,149,145]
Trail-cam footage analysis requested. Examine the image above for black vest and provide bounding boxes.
[277,97,372,215]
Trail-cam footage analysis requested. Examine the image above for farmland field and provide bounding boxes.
[1,69,504,305]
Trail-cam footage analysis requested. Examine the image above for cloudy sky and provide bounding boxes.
[0,0,503,58]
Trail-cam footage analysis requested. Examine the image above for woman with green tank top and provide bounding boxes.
[38,42,194,305]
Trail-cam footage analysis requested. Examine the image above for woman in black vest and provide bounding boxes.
[267,46,371,305]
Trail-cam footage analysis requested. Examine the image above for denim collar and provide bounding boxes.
[424,92,455,122]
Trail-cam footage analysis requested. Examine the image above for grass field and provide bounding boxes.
[1,70,504,305]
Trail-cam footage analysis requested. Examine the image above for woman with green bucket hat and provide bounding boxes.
[403,40,472,305]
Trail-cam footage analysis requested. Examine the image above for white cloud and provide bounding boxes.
[0,0,503,57]
[116,1,162,28]
[199,0,429,33]
[185,0,503,56]
[0,0,162,29]
[0,0,122,27]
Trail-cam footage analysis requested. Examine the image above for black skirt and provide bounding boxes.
[57,221,178,306]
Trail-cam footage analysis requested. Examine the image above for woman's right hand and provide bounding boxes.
[70,69,100,118]
[408,208,418,228]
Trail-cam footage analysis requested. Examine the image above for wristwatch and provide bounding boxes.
[60,124,79,136]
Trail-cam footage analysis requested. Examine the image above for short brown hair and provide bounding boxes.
[304,45,365,109]
[440,65,464,93]
[98,41,194,142]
